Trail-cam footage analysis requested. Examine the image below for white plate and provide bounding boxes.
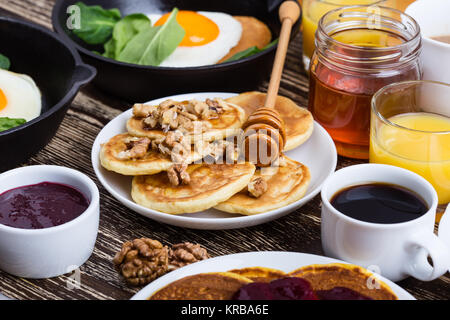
[92,92,337,230]
[131,251,415,300]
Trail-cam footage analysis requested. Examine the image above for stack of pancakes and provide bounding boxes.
[100,92,314,215]
[149,263,398,300]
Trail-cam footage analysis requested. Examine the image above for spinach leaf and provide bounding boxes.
[224,39,279,63]
[0,117,26,132]
[103,13,151,59]
[118,8,185,66]
[0,53,10,70]
[72,2,121,45]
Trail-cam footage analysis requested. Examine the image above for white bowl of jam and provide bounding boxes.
[0,165,99,278]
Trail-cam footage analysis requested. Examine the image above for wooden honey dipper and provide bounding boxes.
[242,1,301,167]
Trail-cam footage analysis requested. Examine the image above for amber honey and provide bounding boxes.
[307,6,421,159]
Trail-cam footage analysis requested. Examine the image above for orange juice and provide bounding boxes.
[370,112,450,204]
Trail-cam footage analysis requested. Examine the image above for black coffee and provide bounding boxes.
[330,183,428,224]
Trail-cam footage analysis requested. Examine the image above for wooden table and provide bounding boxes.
[0,0,448,300]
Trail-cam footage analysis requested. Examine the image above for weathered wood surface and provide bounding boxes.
[0,0,448,300]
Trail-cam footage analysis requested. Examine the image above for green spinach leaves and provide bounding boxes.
[103,13,151,59]
[0,117,26,132]
[70,3,184,66]
[0,53,10,70]
[117,9,185,66]
[224,39,278,63]
[72,2,121,45]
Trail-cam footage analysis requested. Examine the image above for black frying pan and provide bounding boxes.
[52,0,301,102]
[0,17,96,171]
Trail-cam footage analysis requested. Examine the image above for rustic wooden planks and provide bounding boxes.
[0,0,448,300]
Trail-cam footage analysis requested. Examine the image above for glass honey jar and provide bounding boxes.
[307,5,421,159]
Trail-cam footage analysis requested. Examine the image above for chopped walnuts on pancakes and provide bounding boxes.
[248,177,268,198]
[116,136,151,160]
[132,98,227,133]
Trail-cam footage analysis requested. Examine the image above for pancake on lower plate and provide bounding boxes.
[214,155,310,215]
[131,162,256,214]
[127,100,246,144]
[289,263,398,300]
[226,92,314,151]
[218,16,272,63]
[149,272,253,300]
[229,267,286,283]
[100,133,203,176]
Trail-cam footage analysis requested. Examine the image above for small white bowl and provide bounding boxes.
[0,165,99,278]
[406,0,450,84]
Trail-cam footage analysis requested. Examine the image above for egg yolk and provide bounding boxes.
[0,88,7,111]
[154,11,219,47]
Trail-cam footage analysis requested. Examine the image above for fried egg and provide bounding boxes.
[0,69,41,121]
[148,11,242,67]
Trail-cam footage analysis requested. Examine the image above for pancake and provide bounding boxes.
[100,133,203,176]
[214,155,310,215]
[131,162,256,214]
[219,16,272,63]
[229,267,286,283]
[226,92,314,151]
[289,263,398,300]
[126,100,246,143]
[149,272,253,300]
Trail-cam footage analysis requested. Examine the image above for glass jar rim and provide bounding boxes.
[372,80,450,135]
[316,5,421,55]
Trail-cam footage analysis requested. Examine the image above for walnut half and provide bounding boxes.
[168,242,211,271]
[113,238,169,286]
[248,177,268,198]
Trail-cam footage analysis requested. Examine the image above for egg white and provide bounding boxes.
[0,69,42,121]
[147,11,242,67]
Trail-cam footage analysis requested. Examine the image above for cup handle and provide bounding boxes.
[404,229,450,281]
[438,204,450,273]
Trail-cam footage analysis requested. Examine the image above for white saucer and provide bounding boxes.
[91,92,337,230]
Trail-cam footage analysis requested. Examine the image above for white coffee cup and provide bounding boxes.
[321,163,450,282]
[406,0,450,84]
[0,165,99,278]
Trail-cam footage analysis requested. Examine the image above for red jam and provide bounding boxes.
[233,277,372,300]
[0,182,89,229]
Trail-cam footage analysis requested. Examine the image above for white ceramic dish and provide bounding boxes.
[406,0,450,83]
[92,92,337,230]
[0,165,99,278]
[131,251,416,300]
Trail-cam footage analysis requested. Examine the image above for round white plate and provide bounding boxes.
[131,251,415,300]
[92,92,337,230]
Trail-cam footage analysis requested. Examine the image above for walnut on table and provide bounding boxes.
[168,242,211,271]
[113,239,210,286]
[112,238,169,286]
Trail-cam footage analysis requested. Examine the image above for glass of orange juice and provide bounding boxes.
[370,81,450,205]
[302,0,387,69]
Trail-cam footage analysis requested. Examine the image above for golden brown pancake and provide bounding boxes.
[219,16,272,63]
[149,272,252,300]
[100,133,203,176]
[226,92,314,151]
[229,267,286,283]
[214,155,310,215]
[289,263,398,300]
[126,101,246,143]
[131,162,256,214]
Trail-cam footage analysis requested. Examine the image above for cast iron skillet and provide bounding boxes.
[52,0,300,101]
[0,17,96,171]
